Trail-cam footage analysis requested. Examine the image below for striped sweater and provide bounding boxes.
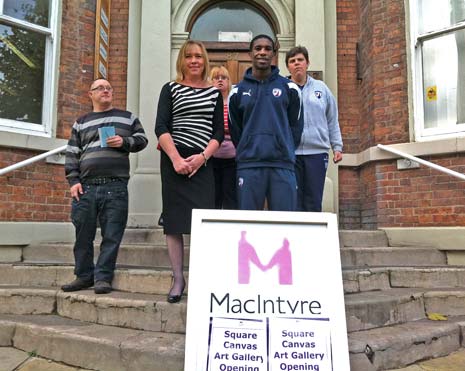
[155,82,224,151]
[65,108,148,186]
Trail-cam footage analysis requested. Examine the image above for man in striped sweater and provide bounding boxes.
[62,79,148,294]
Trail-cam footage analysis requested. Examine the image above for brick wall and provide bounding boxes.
[0,0,129,222]
[0,149,69,222]
[374,157,465,227]
[337,0,465,229]
[336,0,361,154]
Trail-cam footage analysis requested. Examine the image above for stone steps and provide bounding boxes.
[0,286,186,333]
[3,285,465,336]
[349,317,465,371]
[340,246,446,267]
[22,242,189,268]
[0,263,184,295]
[0,228,460,370]
[339,230,389,247]
[346,288,465,333]
[343,266,465,293]
[5,262,465,298]
[1,308,464,371]
[5,263,465,301]
[386,348,465,370]
[14,243,448,274]
[0,314,185,371]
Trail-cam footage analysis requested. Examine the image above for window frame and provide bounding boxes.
[0,0,60,137]
[410,1,465,141]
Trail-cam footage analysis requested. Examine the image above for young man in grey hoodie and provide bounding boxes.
[286,46,343,212]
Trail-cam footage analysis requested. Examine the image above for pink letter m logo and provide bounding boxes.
[238,231,293,285]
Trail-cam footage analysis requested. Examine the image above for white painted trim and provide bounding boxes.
[0,0,60,138]
[0,131,67,151]
[0,14,52,35]
[340,136,465,167]
[410,0,465,140]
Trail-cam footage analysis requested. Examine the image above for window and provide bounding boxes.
[190,1,274,42]
[411,0,465,140]
[0,0,59,136]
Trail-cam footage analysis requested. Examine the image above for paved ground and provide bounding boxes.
[387,348,465,370]
[0,347,91,371]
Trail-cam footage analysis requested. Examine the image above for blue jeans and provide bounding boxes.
[71,180,128,282]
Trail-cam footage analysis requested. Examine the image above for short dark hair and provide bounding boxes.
[285,46,309,66]
[249,34,276,52]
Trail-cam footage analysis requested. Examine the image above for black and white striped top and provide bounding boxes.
[155,81,224,151]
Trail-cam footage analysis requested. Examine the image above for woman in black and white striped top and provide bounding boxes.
[155,40,224,303]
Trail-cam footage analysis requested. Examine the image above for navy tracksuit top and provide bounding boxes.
[228,66,303,171]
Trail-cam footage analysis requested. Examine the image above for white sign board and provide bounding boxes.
[219,31,253,42]
[184,210,350,371]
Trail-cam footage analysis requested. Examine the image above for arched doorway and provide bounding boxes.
[188,1,278,84]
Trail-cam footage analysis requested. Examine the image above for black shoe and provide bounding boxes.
[167,278,185,303]
[94,280,112,294]
[61,278,93,292]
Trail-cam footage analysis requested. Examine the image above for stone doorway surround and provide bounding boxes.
[125,0,337,227]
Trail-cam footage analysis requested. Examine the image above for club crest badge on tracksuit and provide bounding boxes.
[272,88,282,97]
[315,90,322,99]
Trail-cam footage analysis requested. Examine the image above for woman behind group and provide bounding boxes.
[209,66,237,209]
[155,40,224,303]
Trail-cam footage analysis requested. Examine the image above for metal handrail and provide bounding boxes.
[0,145,67,176]
[377,144,465,181]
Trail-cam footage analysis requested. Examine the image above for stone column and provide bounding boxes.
[294,0,339,213]
[126,0,171,227]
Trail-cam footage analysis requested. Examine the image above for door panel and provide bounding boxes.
[208,50,252,85]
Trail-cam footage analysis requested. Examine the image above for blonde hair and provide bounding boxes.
[175,40,210,82]
[209,66,231,93]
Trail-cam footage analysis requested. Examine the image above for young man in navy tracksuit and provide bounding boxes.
[228,34,303,211]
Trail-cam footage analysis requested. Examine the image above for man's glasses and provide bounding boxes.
[90,85,113,92]
[212,75,229,81]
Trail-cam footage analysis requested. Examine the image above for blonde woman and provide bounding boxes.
[155,40,224,303]
[210,66,237,209]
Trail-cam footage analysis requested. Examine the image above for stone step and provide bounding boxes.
[20,244,447,272]
[341,247,446,267]
[22,242,190,268]
[0,347,93,371]
[5,262,464,301]
[0,286,186,334]
[339,230,389,248]
[349,317,465,370]
[385,348,465,370]
[345,288,426,332]
[0,314,185,371]
[343,266,465,294]
[1,312,463,371]
[0,263,186,296]
[345,288,465,333]
[113,228,190,246]
[4,284,465,338]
